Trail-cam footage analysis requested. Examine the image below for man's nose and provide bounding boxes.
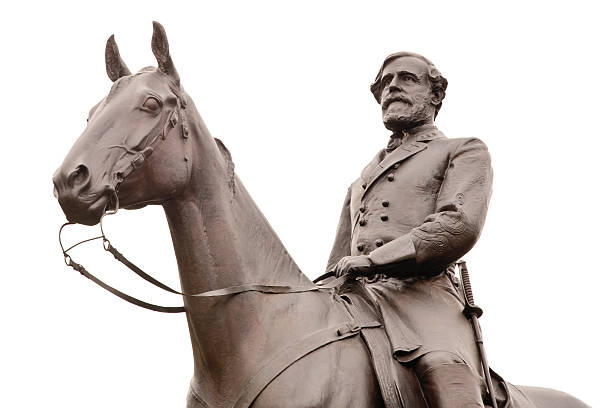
[389,75,402,92]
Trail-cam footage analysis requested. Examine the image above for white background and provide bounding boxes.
[1,1,610,407]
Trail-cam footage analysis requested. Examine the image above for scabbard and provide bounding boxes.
[469,315,498,408]
[458,261,499,408]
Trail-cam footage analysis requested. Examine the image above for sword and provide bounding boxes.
[457,260,499,408]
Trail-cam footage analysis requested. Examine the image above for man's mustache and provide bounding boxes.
[382,93,413,109]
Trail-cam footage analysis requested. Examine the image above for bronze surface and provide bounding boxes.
[53,23,590,408]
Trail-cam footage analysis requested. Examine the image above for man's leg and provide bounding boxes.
[413,351,484,408]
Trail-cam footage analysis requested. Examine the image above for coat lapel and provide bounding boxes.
[362,141,427,195]
[351,142,428,232]
[350,126,445,229]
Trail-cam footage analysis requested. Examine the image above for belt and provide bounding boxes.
[356,263,458,284]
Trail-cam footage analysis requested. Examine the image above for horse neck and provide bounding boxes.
[161,101,314,400]
[162,102,308,295]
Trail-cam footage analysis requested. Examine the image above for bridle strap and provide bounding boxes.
[113,107,178,184]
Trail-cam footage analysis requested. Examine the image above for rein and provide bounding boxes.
[59,217,347,313]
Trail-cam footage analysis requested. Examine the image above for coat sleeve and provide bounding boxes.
[368,138,493,273]
[325,186,353,273]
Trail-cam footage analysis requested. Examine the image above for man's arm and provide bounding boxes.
[325,187,353,273]
[368,138,493,273]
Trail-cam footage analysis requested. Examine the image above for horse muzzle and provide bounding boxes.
[53,164,116,226]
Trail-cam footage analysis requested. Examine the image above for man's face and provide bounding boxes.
[380,56,436,132]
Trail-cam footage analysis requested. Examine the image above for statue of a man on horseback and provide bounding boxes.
[53,23,590,407]
[327,52,494,408]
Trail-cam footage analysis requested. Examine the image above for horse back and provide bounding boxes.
[251,285,428,408]
[517,386,591,408]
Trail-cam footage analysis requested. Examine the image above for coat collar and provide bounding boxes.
[409,123,445,142]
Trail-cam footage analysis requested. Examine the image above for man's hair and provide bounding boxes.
[370,52,448,119]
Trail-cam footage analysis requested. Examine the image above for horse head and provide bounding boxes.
[53,22,190,225]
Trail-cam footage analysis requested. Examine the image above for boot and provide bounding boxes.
[419,362,484,408]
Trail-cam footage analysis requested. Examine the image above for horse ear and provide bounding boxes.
[105,35,131,82]
[151,21,180,84]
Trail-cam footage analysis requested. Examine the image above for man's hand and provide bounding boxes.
[333,255,374,277]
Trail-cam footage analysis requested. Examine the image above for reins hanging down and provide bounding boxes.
[59,216,185,313]
[59,210,348,313]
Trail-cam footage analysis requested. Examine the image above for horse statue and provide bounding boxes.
[52,22,590,408]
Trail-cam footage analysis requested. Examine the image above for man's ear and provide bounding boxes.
[430,89,444,107]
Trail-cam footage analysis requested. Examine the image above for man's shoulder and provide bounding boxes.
[431,133,488,146]
[428,135,489,155]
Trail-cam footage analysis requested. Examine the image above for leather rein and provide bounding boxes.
[58,83,345,313]
[59,218,345,313]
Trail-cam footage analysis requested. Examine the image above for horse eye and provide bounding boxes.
[143,97,161,111]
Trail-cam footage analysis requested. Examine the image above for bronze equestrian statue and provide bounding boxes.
[53,22,590,407]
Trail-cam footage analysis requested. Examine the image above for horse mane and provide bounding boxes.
[214,137,236,194]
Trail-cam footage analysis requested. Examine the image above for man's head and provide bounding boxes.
[370,52,448,132]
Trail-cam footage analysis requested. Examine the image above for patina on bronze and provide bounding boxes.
[53,23,590,407]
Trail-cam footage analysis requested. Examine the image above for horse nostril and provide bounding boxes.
[68,164,90,188]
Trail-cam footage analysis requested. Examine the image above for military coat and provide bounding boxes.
[326,124,493,370]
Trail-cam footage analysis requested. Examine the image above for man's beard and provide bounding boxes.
[382,93,433,132]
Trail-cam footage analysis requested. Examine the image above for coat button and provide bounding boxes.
[362,182,367,189]
[382,200,389,207]
[357,243,365,251]
[359,218,367,226]
[387,173,395,181]
[359,206,366,213]
[393,163,400,169]
[380,214,388,221]
[375,239,384,247]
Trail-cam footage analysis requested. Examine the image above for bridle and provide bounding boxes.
[59,81,188,312]
[58,81,346,313]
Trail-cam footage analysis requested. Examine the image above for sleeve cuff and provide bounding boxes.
[367,234,417,266]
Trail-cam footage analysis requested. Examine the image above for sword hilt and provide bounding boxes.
[458,260,483,318]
